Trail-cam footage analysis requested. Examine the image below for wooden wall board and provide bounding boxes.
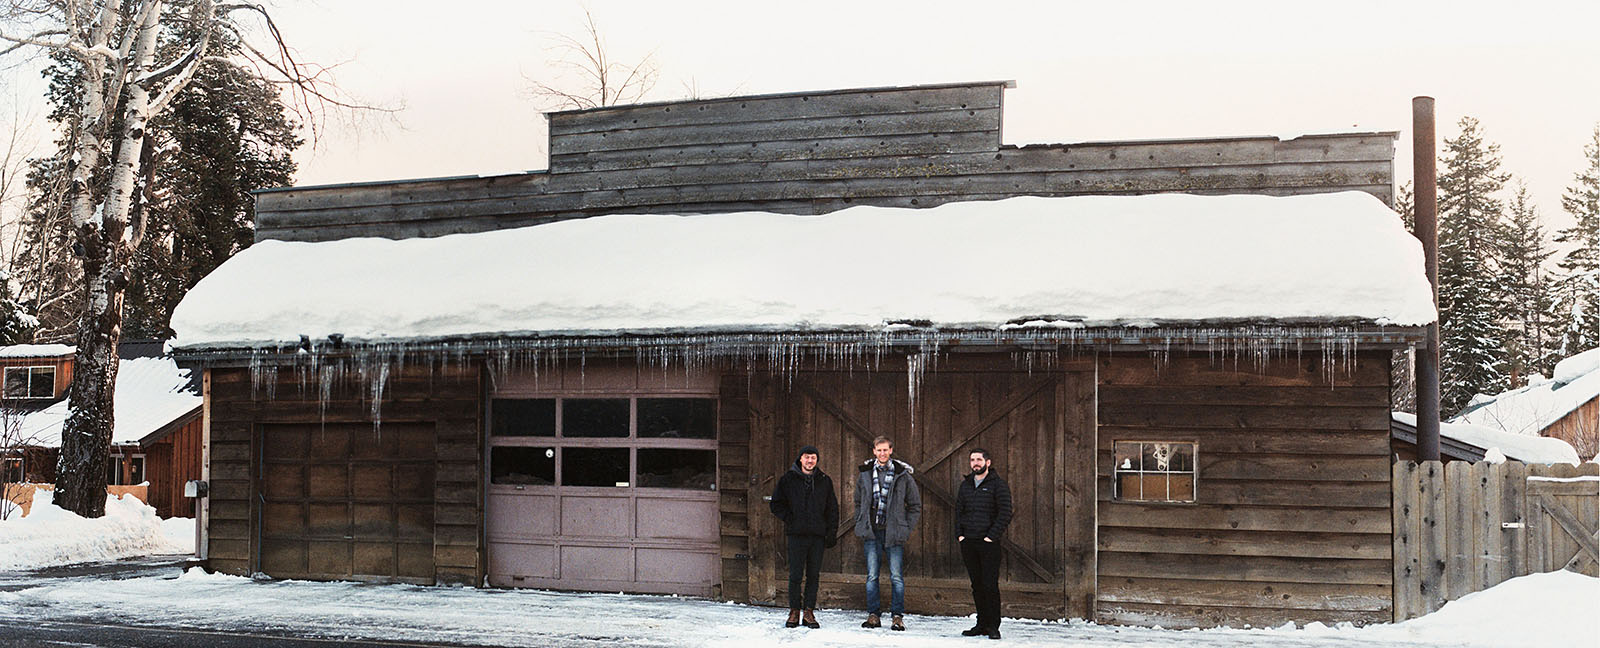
[1095,351,1394,628]
[254,82,1396,243]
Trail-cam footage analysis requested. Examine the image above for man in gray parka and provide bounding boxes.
[854,436,922,631]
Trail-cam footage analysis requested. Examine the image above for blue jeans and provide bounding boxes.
[863,528,905,615]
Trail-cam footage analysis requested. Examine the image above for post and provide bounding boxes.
[1413,96,1442,461]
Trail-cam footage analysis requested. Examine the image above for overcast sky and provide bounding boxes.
[6,0,1600,235]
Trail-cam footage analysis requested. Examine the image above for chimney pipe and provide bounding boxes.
[1413,96,1441,461]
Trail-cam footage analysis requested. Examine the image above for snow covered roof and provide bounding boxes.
[1393,412,1580,464]
[168,192,1436,350]
[1452,348,1600,436]
[0,344,74,359]
[8,357,201,448]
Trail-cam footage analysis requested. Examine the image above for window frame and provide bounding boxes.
[488,394,718,492]
[3,365,56,400]
[1,456,22,483]
[1111,440,1198,504]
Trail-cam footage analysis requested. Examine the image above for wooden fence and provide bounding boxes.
[1392,461,1599,621]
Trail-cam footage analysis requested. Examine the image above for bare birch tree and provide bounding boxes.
[0,0,362,517]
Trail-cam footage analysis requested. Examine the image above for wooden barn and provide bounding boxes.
[169,81,1440,629]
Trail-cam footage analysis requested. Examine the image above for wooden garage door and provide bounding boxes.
[258,423,436,583]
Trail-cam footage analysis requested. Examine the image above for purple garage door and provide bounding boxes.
[487,395,719,595]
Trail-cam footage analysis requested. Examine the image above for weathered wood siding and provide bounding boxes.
[255,82,1396,242]
[1393,461,1599,620]
[738,355,1097,619]
[1095,351,1395,629]
[718,373,752,602]
[204,364,483,585]
[143,411,204,518]
[1543,397,1596,461]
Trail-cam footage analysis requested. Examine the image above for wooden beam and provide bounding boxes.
[1538,494,1599,564]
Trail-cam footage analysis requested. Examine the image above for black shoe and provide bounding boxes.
[862,613,880,628]
[961,625,986,636]
[987,628,1002,640]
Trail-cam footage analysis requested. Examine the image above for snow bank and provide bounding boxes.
[1454,348,1600,438]
[1393,412,1581,464]
[1359,571,1600,648]
[169,192,1437,349]
[0,490,187,570]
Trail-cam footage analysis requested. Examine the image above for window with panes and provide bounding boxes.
[489,397,716,491]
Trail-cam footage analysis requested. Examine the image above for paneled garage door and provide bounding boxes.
[258,423,436,583]
[487,395,719,596]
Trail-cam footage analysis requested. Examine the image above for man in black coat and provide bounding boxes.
[955,447,1012,640]
[769,444,839,629]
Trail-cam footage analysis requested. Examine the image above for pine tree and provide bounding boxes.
[1498,182,1559,383]
[0,270,38,345]
[1437,117,1511,413]
[1395,181,1415,233]
[1553,126,1600,358]
[122,57,299,339]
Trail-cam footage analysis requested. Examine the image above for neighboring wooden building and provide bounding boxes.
[0,343,203,518]
[170,81,1437,629]
[1452,349,1599,461]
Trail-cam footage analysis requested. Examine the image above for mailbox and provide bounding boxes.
[184,480,209,498]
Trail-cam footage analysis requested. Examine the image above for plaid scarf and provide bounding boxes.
[873,461,896,526]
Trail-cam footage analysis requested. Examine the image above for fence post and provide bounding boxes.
[1419,461,1447,615]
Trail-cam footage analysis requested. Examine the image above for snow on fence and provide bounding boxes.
[1392,460,1599,621]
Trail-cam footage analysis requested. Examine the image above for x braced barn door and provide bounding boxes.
[746,358,1096,619]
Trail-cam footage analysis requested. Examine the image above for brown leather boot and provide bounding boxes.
[802,609,820,629]
[785,609,800,628]
[861,613,880,628]
[891,614,905,631]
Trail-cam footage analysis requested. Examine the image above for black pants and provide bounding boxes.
[960,537,1003,630]
[786,535,825,610]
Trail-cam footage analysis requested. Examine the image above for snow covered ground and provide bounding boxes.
[1,494,1594,647]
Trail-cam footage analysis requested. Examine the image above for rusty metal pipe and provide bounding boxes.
[1413,96,1441,462]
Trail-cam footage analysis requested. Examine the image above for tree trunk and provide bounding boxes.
[52,262,125,518]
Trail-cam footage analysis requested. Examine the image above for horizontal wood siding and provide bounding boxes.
[1544,397,1597,461]
[204,363,482,585]
[1095,351,1394,629]
[255,82,1395,242]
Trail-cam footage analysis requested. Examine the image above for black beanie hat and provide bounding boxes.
[798,445,820,458]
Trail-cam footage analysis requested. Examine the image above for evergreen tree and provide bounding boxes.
[122,57,299,338]
[1437,117,1511,413]
[1553,126,1600,358]
[1395,181,1415,233]
[1499,182,1559,382]
[0,270,38,345]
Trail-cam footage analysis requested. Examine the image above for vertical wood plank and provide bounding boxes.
[1393,460,1423,621]
[1474,461,1499,591]
[1418,461,1447,615]
[1443,462,1472,602]
[1501,461,1527,581]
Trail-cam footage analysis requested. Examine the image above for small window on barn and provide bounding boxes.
[490,446,555,485]
[1113,441,1196,503]
[638,399,716,439]
[3,366,55,399]
[128,455,145,485]
[492,399,556,436]
[562,399,630,437]
[562,447,630,487]
[637,448,716,490]
[1,457,22,483]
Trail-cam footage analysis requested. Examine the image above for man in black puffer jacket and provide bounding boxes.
[769,444,839,629]
[954,447,1012,640]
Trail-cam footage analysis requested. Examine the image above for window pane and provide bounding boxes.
[28,368,53,398]
[490,446,555,485]
[4,368,27,399]
[1113,442,1141,473]
[492,399,556,437]
[1167,475,1196,501]
[562,447,630,487]
[1168,443,1195,472]
[1,458,22,483]
[129,457,146,484]
[637,449,716,490]
[562,399,629,438]
[638,399,716,439]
